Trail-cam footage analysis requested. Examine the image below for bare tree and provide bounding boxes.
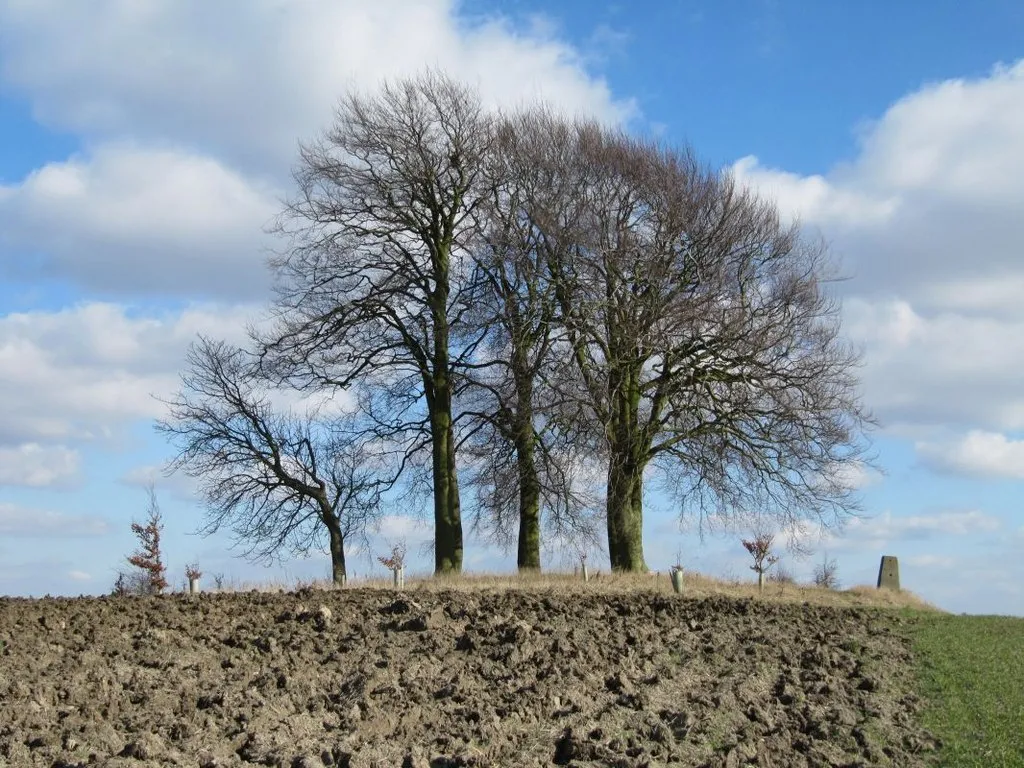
[460,109,603,570]
[742,533,780,594]
[460,414,603,569]
[156,337,389,585]
[257,71,495,574]
[813,555,841,590]
[513,116,877,571]
[238,70,874,576]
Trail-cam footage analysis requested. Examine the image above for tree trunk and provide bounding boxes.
[605,455,647,572]
[446,419,463,571]
[631,474,644,558]
[604,359,648,572]
[515,429,542,571]
[429,246,463,576]
[512,361,541,571]
[431,400,463,574]
[326,522,346,585]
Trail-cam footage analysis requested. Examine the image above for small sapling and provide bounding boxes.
[742,534,779,594]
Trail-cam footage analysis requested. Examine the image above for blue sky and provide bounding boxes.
[0,0,1022,615]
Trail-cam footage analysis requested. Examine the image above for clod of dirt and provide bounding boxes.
[0,590,938,766]
[120,732,164,760]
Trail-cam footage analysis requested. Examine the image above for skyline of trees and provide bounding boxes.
[158,70,877,578]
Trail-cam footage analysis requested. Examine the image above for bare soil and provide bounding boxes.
[0,587,939,767]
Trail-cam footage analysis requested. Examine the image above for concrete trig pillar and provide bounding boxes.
[877,555,900,590]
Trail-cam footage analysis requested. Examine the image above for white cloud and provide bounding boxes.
[0,2,634,301]
[0,502,110,537]
[819,460,882,492]
[922,274,1024,320]
[842,299,1024,432]
[734,61,1024,267]
[732,156,899,229]
[0,144,279,299]
[260,387,357,420]
[68,570,92,582]
[916,430,1024,480]
[119,464,200,502]
[779,508,1005,557]
[732,61,1024,436]
[852,61,1024,199]
[772,520,830,554]
[0,301,261,444]
[841,509,1001,545]
[376,514,432,541]
[0,0,633,178]
[0,443,81,488]
[904,554,958,569]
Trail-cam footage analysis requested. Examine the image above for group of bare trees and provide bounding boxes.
[158,71,876,582]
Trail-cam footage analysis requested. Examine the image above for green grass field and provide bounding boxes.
[905,612,1024,767]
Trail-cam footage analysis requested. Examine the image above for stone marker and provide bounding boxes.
[877,555,900,590]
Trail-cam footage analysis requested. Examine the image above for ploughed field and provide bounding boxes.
[0,587,939,767]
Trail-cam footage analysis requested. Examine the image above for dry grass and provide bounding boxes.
[204,568,939,612]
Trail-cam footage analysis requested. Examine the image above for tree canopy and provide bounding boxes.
[160,71,877,578]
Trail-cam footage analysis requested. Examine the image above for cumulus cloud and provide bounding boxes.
[916,430,1024,480]
[731,156,899,229]
[818,460,882,492]
[853,61,1024,199]
[0,443,81,488]
[731,63,1024,436]
[903,554,958,569]
[0,502,110,537]
[376,514,432,542]
[119,464,200,502]
[0,0,632,178]
[0,144,279,299]
[842,299,1024,432]
[0,1,634,300]
[839,509,1001,547]
[68,570,92,582]
[734,61,1024,300]
[775,508,1003,556]
[922,274,1024,321]
[0,301,261,444]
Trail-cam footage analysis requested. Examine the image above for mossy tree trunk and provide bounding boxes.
[604,357,649,572]
[428,263,464,574]
[514,414,542,571]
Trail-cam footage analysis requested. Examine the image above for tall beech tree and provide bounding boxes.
[517,118,876,571]
[460,110,603,571]
[157,337,388,584]
[209,70,874,576]
[257,72,495,574]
